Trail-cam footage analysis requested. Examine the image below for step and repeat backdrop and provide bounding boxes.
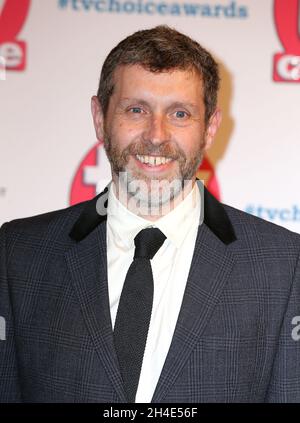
[0,0,299,232]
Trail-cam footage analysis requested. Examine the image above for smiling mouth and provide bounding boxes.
[135,154,174,166]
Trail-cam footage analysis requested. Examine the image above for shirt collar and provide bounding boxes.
[107,181,200,250]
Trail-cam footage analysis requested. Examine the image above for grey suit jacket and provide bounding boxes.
[1,184,300,403]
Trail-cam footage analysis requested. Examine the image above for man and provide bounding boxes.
[1,26,300,403]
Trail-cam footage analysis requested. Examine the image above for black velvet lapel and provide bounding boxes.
[202,183,236,245]
[69,179,236,245]
[69,185,109,242]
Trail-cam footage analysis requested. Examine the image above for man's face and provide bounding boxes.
[92,64,221,208]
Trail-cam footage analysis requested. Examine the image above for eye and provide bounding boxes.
[174,110,188,119]
[129,107,143,114]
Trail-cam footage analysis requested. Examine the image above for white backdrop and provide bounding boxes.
[1,0,299,232]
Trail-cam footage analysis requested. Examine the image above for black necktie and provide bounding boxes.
[114,227,166,402]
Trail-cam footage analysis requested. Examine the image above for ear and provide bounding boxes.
[91,96,105,141]
[203,108,222,151]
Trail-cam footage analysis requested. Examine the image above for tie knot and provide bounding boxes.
[134,227,166,260]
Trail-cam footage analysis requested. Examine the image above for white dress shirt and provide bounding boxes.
[106,181,201,403]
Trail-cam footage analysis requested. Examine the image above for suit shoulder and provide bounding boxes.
[1,200,89,245]
[223,203,300,249]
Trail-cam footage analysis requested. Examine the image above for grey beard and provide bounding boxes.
[119,170,184,209]
[103,133,205,212]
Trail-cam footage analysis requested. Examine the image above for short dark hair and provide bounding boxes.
[97,25,220,124]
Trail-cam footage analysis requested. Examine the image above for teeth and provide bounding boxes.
[136,155,172,166]
[136,154,145,163]
[149,156,155,166]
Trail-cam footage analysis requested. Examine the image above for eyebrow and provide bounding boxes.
[119,98,199,111]
[169,101,199,111]
[119,98,150,108]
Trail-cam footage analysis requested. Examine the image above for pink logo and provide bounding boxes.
[273,0,300,82]
[0,0,31,71]
[70,142,221,205]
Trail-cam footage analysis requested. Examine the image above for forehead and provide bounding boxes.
[111,64,204,102]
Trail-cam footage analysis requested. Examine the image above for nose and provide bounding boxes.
[143,114,170,145]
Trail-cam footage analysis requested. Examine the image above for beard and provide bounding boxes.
[103,134,204,211]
